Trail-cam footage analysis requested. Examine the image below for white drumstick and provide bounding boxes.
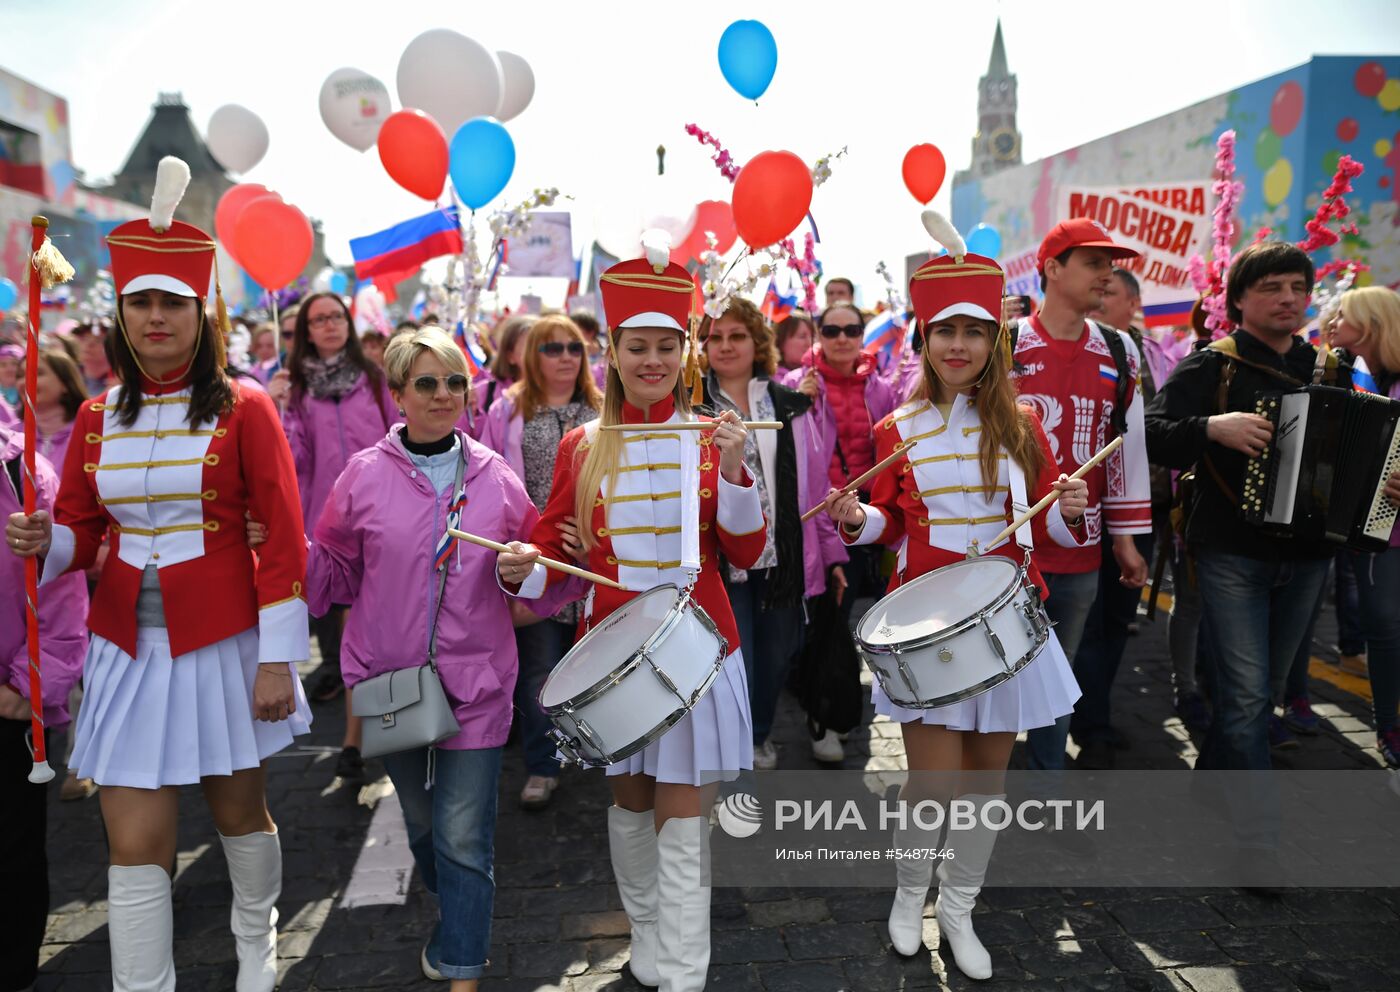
[973,436,1124,556]
[449,528,626,590]
[598,421,783,432]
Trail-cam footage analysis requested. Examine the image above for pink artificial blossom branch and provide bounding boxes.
[684,123,740,183]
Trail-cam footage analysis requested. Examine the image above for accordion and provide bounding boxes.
[1242,385,1400,552]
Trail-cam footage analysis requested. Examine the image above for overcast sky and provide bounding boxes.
[5,0,1400,305]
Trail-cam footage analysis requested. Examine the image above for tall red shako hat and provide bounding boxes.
[599,233,703,401]
[106,156,230,367]
[908,209,1006,328]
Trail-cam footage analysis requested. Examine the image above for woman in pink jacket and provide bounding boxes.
[302,327,573,989]
[1,424,87,991]
[268,292,397,737]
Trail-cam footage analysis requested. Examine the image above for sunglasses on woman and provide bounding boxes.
[820,323,864,339]
[410,374,470,396]
[538,341,586,357]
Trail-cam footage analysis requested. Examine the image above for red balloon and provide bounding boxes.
[901,144,947,205]
[1355,61,1387,98]
[377,109,449,201]
[732,151,814,248]
[1269,81,1304,138]
[234,196,313,290]
[215,184,280,265]
[1336,118,1360,143]
[674,200,738,262]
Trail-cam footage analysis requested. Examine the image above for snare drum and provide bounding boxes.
[856,556,1050,710]
[540,584,728,767]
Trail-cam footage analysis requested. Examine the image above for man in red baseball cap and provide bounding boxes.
[1013,218,1153,775]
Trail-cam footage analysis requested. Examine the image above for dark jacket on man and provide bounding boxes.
[1144,329,1351,561]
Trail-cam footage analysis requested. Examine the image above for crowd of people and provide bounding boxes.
[2,161,1398,992]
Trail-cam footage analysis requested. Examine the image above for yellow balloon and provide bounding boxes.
[1263,158,1293,207]
[1357,270,1375,288]
[1376,138,1393,158]
[1380,78,1400,112]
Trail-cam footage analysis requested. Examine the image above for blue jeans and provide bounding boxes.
[1351,546,1400,734]
[1284,572,1328,703]
[1025,569,1100,771]
[514,619,573,777]
[726,569,804,745]
[1193,551,1329,771]
[1335,551,1367,656]
[382,746,502,981]
[1071,533,1156,745]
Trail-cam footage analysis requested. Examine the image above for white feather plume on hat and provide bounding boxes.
[149,156,191,232]
[921,209,967,262]
[640,228,673,274]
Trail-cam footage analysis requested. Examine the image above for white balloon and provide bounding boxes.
[319,67,391,152]
[495,51,535,122]
[206,104,269,175]
[397,29,503,138]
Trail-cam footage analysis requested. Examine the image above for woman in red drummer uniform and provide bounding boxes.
[824,214,1089,983]
[496,248,765,992]
[5,157,308,992]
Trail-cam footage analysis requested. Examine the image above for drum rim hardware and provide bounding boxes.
[856,556,1051,710]
[541,583,729,767]
[858,557,1022,655]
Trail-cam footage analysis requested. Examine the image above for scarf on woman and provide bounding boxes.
[302,350,363,400]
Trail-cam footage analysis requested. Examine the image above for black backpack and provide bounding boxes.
[1010,320,1132,436]
[793,588,864,738]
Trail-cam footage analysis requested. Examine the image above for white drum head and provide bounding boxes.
[541,585,682,707]
[858,557,1018,647]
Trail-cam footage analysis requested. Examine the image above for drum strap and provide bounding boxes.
[1008,456,1033,551]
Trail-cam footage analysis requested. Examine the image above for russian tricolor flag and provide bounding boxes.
[350,207,464,280]
[1142,299,1194,328]
[761,278,799,323]
[863,308,909,358]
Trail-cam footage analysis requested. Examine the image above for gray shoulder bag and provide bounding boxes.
[351,452,464,759]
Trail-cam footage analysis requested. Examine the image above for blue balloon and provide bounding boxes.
[329,271,348,295]
[718,20,778,101]
[966,224,1002,258]
[449,117,516,211]
[0,278,17,311]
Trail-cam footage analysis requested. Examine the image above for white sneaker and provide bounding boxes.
[811,729,845,764]
[753,741,778,770]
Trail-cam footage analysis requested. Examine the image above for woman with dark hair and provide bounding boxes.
[5,159,308,992]
[781,300,898,763]
[772,310,815,377]
[699,297,846,770]
[478,314,602,809]
[824,238,1087,981]
[268,292,397,738]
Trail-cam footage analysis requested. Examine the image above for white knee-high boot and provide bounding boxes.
[107,864,175,992]
[607,806,660,987]
[654,816,711,992]
[219,829,282,992]
[887,824,934,955]
[933,794,1003,981]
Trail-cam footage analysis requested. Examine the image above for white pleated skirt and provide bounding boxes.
[70,627,312,789]
[873,630,1081,733]
[606,648,753,786]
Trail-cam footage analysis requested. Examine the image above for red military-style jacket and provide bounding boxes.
[513,394,766,652]
[44,375,308,662]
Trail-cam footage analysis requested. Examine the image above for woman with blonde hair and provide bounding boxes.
[479,314,602,808]
[496,252,765,991]
[1330,285,1400,766]
[824,229,1088,981]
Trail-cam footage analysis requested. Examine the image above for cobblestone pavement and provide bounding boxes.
[36,597,1400,991]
